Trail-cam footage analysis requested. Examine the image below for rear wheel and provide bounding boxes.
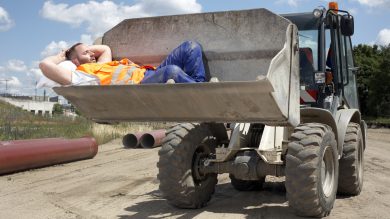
[229,174,265,191]
[338,122,364,195]
[157,123,217,208]
[286,123,338,217]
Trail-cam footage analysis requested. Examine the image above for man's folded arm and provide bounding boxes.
[39,51,72,85]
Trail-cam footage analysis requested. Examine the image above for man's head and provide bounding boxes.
[65,43,96,66]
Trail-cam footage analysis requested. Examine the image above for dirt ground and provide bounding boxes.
[1,128,389,219]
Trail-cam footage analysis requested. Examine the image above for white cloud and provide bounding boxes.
[139,0,202,14]
[8,76,21,87]
[40,41,70,57]
[287,0,298,7]
[40,34,100,60]
[0,60,43,94]
[28,67,44,79]
[80,34,93,45]
[6,59,27,72]
[0,6,14,31]
[27,61,45,83]
[348,8,358,15]
[355,0,390,8]
[40,34,97,58]
[0,76,21,90]
[376,28,390,46]
[40,0,202,37]
[276,0,313,7]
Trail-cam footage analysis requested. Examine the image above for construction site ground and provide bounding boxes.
[1,128,389,219]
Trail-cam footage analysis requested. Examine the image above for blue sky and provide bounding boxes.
[0,0,389,96]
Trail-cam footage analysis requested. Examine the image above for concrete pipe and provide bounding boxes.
[0,137,98,175]
[122,132,144,148]
[139,129,166,148]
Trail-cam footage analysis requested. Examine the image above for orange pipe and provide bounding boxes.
[140,129,166,148]
[0,137,98,175]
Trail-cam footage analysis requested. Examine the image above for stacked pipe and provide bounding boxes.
[122,132,144,148]
[0,137,98,175]
[122,129,166,148]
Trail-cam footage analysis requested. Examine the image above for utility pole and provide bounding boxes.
[35,81,37,99]
[0,79,11,94]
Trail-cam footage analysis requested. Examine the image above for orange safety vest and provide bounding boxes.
[76,59,151,85]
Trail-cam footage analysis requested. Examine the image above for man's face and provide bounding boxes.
[74,44,96,65]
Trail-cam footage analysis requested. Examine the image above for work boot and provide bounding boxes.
[166,79,175,84]
[209,77,219,83]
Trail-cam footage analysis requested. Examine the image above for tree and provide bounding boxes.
[52,103,64,115]
[372,45,390,116]
[354,44,390,117]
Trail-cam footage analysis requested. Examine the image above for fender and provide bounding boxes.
[205,122,229,144]
[300,108,339,155]
[336,109,362,154]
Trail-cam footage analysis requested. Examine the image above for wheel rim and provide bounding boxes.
[192,144,210,185]
[358,139,364,186]
[321,146,335,197]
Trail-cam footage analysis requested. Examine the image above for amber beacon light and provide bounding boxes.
[329,2,339,10]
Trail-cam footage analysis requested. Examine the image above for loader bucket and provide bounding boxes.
[54,8,300,126]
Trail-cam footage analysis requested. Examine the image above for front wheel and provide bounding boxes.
[157,123,217,208]
[286,123,339,217]
[338,122,364,195]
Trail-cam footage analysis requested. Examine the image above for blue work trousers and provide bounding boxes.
[140,41,206,84]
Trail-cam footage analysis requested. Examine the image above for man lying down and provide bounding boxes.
[38,41,214,88]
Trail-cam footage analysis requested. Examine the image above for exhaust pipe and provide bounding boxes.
[122,132,144,148]
[0,137,98,175]
[139,129,166,148]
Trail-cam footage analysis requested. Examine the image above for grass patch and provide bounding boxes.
[0,100,93,141]
[91,122,173,145]
[363,116,390,127]
[0,100,172,145]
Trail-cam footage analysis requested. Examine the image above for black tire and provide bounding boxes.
[338,122,364,195]
[286,123,339,217]
[229,174,265,191]
[157,123,217,208]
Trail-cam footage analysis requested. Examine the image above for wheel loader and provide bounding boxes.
[54,2,366,217]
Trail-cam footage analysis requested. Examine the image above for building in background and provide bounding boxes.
[0,94,58,116]
[0,90,78,117]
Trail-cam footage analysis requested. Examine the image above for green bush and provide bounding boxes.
[52,103,64,115]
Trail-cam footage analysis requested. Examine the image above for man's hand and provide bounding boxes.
[57,50,67,62]
[43,50,67,65]
[88,45,112,63]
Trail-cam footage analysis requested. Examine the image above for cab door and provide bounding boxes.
[342,35,359,109]
[329,13,359,109]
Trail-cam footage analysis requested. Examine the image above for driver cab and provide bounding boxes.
[283,1,358,111]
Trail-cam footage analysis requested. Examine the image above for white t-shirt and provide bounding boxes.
[36,61,100,89]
